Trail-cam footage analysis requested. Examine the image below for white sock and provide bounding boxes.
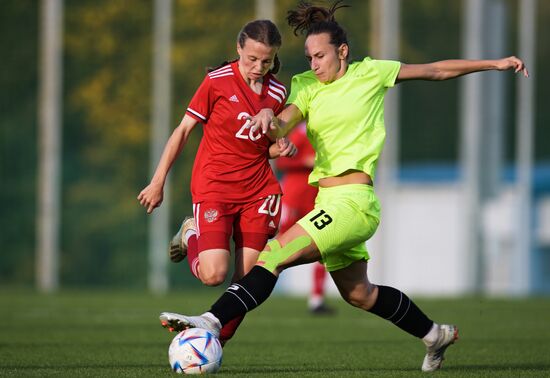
[308,295,323,309]
[202,312,222,328]
[423,323,440,345]
[184,229,196,243]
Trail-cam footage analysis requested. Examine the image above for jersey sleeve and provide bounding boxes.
[287,74,313,118]
[371,59,401,88]
[273,89,287,115]
[267,76,288,115]
[186,75,213,123]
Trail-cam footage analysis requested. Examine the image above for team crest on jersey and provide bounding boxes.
[204,208,218,223]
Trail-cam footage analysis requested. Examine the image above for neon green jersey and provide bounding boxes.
[287,57,401,186]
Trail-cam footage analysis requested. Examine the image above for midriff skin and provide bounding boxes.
[318,170,373,188]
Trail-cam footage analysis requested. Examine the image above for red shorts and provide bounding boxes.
[193,195,281,252]
[279,188,317,234]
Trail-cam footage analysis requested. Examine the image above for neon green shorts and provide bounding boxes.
[297,184,380,272]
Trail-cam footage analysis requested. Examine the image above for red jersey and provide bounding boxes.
[186,61,287,203]
[275,123,318,209]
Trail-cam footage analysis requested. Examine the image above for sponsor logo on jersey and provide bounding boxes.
[268,220,276,228]
[228,284,239,291]
[204,208,218,223]
[229,94,239,103]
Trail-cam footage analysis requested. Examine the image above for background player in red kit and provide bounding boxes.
[275,122,334,314]
[138,19,295,344]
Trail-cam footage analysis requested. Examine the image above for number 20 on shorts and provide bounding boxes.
[258,195,281,216]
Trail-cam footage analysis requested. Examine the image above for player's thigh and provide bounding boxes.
[257,223,322,276]
[232,228,273,279]
[297,184,380,271]
[330,260,377,310]
[232,247,261,281]
[194,202,235,247]
[236,195,281,238]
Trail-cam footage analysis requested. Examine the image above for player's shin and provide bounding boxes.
[208,237,311,325]
[208,265,278,325]
[368,285,434,338]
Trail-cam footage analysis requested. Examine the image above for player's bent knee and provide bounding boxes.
[200,275,226,287]
[341,290,371,310]
[199,270,227,286]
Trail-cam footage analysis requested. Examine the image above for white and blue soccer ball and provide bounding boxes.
[168,328,223,374]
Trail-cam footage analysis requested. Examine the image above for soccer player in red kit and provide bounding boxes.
[138,20,295,345]
[275,122,334,314]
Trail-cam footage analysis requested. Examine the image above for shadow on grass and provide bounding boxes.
[0,363,166,370]
[445,363,550,371]
[219,362,550,375]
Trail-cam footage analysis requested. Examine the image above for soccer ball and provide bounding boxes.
[168,328,223,374]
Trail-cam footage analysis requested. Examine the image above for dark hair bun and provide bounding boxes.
[287,1,349,36]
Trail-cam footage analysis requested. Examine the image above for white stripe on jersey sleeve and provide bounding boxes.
[268,84,286,99]
[268,79,287,95]
[208,66,232,76]
[187,107,206,121]
[268,90,283,104]
[208,72,234,79]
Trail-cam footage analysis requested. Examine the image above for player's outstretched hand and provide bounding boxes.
[249,108,278,135]
[496,56,529,77]
[277,137,298,158]
[137,182,164,214]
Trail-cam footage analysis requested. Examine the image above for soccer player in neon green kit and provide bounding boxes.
[159,1,529,371]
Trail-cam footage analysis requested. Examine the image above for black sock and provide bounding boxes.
[208,266,278,325]
[368,285,433,338]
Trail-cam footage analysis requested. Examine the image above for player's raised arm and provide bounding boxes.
[396,56,528,83]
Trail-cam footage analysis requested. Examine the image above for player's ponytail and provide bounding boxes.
[287,0,350,60]
[270,54,281,74]
[207,60,234,73]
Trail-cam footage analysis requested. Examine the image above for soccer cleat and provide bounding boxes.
[160,312,221,339]
[421,324,459,372]
[168,216,196,263]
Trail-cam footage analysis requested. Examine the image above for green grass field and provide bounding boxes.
[1,289,549,377]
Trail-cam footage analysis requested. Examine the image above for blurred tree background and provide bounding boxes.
[1,0,548,288]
